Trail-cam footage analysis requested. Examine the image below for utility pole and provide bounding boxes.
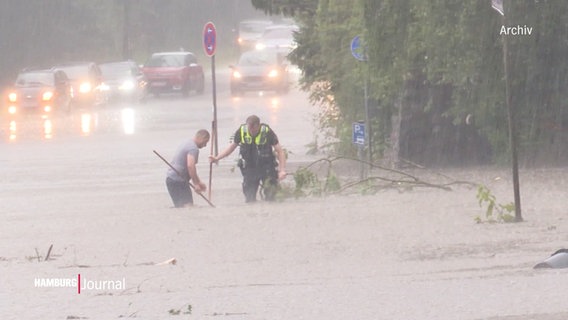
[493,0,522,222]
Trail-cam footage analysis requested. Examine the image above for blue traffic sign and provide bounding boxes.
[352,122,365,145]
[203,22,217,57]
[350,35,367,62]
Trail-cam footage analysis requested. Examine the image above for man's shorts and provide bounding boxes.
[166,177,193,207]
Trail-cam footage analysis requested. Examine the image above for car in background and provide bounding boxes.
[229,49,291,96]
[52,62,106,108]
[5,68,72,114]
[255,24,299,54]
[99,60,147,104]
[141,51,204,97]
[237,20,273,52]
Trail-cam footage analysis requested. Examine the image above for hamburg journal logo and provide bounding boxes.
[34,274,126,294]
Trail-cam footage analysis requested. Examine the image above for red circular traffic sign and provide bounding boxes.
[203,22,217,57]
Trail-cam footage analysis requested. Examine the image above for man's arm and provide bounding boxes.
[209,142,238,163]
[273,143,287,180]
[187,154,206,192]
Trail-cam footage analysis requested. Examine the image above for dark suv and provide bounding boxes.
[6,69,72,114]
[142,52,204,97]
[52,62,106,108]
[99,60,147,104]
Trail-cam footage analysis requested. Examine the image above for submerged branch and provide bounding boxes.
[287,156,477,197]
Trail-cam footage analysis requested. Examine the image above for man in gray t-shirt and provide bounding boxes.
[166,129,210,207]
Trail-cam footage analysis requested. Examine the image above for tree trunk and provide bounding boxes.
[386,89,405,169]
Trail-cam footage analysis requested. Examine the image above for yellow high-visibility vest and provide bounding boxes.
[240,124,269,145]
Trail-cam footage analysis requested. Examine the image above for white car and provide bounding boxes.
[237,20,273,52]
[255,24,299,54]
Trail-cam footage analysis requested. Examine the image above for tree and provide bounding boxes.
[256,0,568,166]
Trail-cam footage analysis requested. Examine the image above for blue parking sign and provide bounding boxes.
[351,35,368,62]
[352,122,365,145]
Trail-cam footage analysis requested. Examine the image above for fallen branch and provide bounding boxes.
[45,244,53,262]
[332,176,452,195]
[288,156,478,197]
[34,248,41,262]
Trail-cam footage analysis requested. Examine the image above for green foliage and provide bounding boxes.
[475,185,515,223]
[262,0,568,165]
[292,167,322,197]
[305,140,319,156]
[324,173,341,192]
[359,180,380,196]
[279,165,342,199]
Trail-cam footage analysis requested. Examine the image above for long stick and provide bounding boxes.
[153,150,215,208]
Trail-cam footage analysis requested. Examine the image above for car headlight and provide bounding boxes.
[232,71,242,79]
[119,80,135,91]
[268,69,279,78]
[8,92,17,102]
[100,83,110,91]
[79,82,92,93]
[42,91,54,101]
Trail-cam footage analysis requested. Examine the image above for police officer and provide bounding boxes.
[210,115,287,202]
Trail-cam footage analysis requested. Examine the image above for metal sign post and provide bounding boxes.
[203,21,218,201]
[351,35,372,170]
[352,122,366,179]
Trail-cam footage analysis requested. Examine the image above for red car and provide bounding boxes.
[142,52,205,97]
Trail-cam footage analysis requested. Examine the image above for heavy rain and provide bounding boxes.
[1,1,568,319]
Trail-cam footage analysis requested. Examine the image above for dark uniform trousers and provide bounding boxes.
[241,163,278,202]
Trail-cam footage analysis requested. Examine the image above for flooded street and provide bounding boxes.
[2,69,568,319]
[0,66,316,211]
